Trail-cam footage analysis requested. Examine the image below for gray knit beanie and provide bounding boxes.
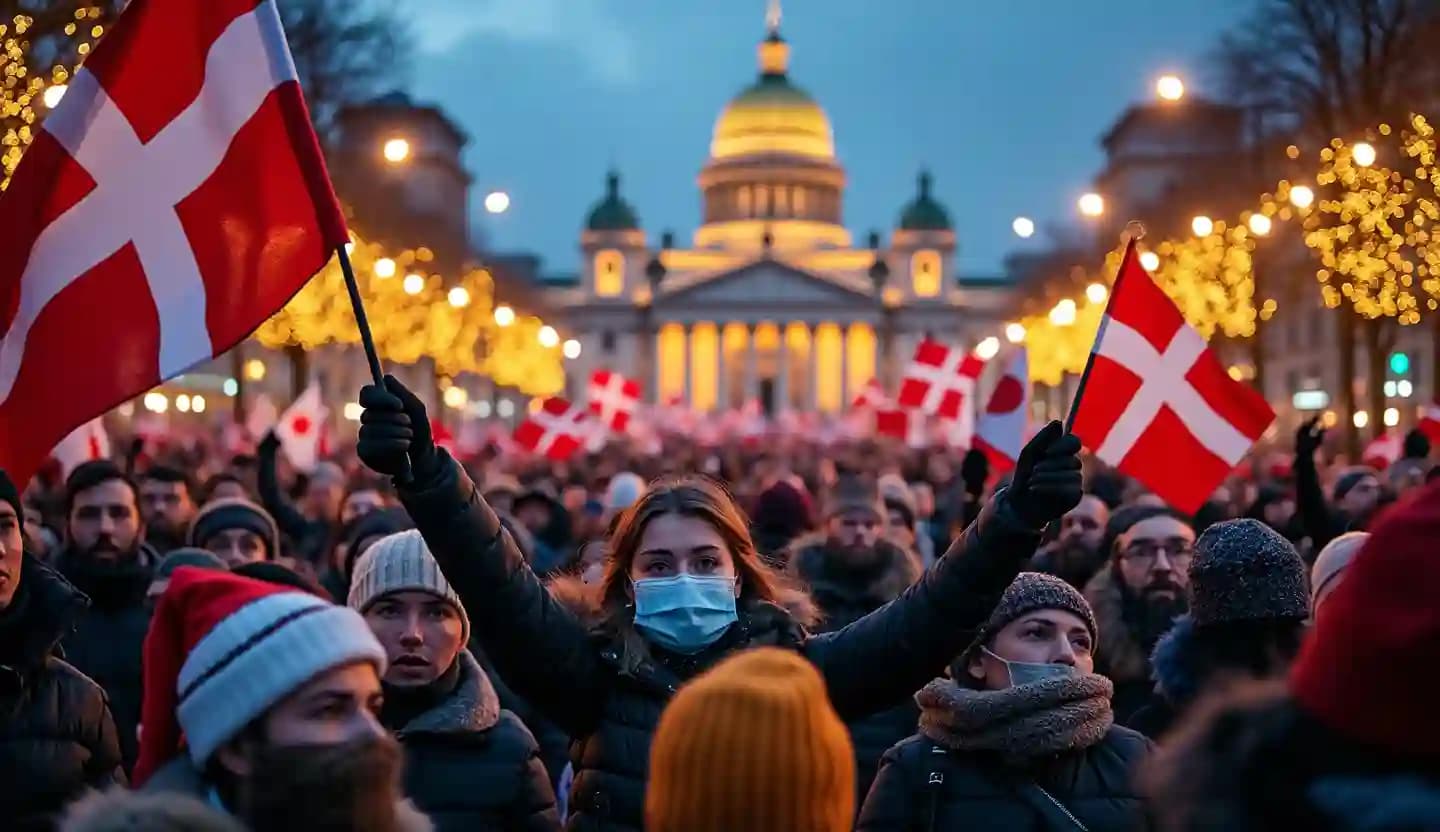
[1189,518,1310,625]
[348,529,470,642]
[187,498,280,559]
[966,572,1098,658]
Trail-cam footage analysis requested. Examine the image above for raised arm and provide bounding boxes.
[1294,418,1339,555]
[805,423,1080,720]
[360,376,608,737]
[256,431,313,541]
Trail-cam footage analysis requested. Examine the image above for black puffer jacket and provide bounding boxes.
[398,452,1044,832]
[0,557,125,831]
[55,546,155,772]
[393,651,560,832]
[788,535,924,802]
[857,727,1152,832]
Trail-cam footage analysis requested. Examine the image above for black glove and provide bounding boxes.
[960,449,989,497]
[1295,417,1325,459]
[1006,420,1083,528]
[357,375,439,484]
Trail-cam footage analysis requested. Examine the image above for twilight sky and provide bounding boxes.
[395,1,1242,278]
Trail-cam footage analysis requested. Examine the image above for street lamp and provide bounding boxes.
[1352,141,1377,167]
[1086,282,1108,304]
[1078,193,1105,218]
[538,325,560,348]
[1005,322,1026,344]
[1289,184,1315,209]
[975,336,1001,360]
[494,305,515,327]
[563,339,582,359]
[1155,74,1185,102]
[1248,214,1273,236]
[1012,216,1035,239]
[484,191,511,214]
[42,83,67,108]
[382,137,411,164]
[1191,215,1214,237]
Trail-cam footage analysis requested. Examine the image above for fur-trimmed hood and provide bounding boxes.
[1085,566,1151,683]
[397,650,500,736]
[61,787,247,832]
[786,533,921,630]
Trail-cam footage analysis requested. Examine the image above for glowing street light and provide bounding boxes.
[243,359,267,381]
[1139,251,1160,271]
[562,339,582,359]
[484,191,511,214]
[447,286,471,308]
[1352,141,1377,167]
[1012,216,1035,239]
[974,336,1001,360]
[493,305,515,327]
[1191,215,1214,237]
[1155,74,1185,102]
[1049,298,1077,326]
[176,394,192,413]
[1289,184,1315,209]
[443,386,469,410]
[1086,282,1108,304]
[42,83,67,108]
[538,325,560,348]
[382,137,411,164]
[373,257,397,279]
[143,392,169,413]
[1248,213,1273,236]
[1078,193,1105,218]
[192,395,206,414]
[1004,322,1027,344]
[1353,410,1370,429]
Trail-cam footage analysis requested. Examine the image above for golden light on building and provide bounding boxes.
[243,359,267,381]
[1191,215,1214,237]
[538,325,560,348]
[176,394,191,413]
[373,257,396,279]
[1078,193,1105,218]
[688,323,719,411]
[1352,141,1377,167]
[192,395,206,414]
[1005,322,1027,344]
[1289,184,1315,209]
[813,322,843,413]
[1155,74,1185,102]
[1247,213,1273,236]
[494,305,516,327]
[143,392,169,413]
[382,137,411,164]
[1085,282,1108,304]
[974,336,1001,360]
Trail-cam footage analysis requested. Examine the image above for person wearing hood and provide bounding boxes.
[857,572,1152,831]
[1128,519,1310,739]
[54,460,157,772]
[356,375,1083,832]
[136,569,427,832]
[1083,504,1195,721]
[0,470,125,830]
[350,530,560,831]
[748,479,814,565]
[787,475,924,803]
[1144,480,1440,831]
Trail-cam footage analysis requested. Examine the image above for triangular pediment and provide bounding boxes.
[659,259,874,308]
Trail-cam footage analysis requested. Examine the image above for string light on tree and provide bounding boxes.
[403,272,425,295]
[447,286,470,308]
[1191,215,1214,237]
[1289,184,1315,209]
[1050,298,1077,326]
[494,305,515,327]
[373,257,396,278]
[42,83,66,108]
[1247,213,1272,236]
[1351,141,1377,167]
[1139,250,1160,271]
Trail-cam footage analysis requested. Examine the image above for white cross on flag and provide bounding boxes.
[274,383,328,473]
[1071,244,1275,513]
[974,347,1031,472]
[0,0,346,486]
[898,339,986,421]
[587,369,642,433]
[514,397,590,460]
[50,417,112,476]
[851,378,889,411]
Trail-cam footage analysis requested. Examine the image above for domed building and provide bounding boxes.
[547,6,1010,414]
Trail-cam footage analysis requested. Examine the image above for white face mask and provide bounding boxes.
[982,646,1078,688]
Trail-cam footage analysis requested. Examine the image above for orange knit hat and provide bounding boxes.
[646,647,855,832]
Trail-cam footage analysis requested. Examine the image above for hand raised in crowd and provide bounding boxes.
[357,375,440,484]
[1006,420,1083,528]
[960,448,989,497]
[1295,416,1326,458]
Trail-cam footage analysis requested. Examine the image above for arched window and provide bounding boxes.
[911,250,942,297]
[594,249,624,297]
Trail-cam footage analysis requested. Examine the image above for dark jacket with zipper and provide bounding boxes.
[398,451,1044,832]
[856,726,1152,832]
[1,557,125,831]
[390,650,560,832]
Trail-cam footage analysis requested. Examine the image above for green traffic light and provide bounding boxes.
[1390,352,1411,375]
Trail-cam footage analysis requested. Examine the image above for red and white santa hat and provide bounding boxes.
[133,567,386,785]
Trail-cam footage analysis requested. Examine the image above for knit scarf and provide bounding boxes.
[916,674,1115,764]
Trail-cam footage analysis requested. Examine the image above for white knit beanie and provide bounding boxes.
[348,530,470,643]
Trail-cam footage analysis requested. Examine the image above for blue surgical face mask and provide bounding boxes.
[632,574,739,655]
[982,646,1078,688]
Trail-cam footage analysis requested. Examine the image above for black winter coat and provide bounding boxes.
[856,726,1152,832]
[393,652,560,832]
[398,452,1044,832]
[478,647,573,792]
[0,557,125,831]
[55,547,154,772]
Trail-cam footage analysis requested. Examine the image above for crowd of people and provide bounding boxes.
[2,377,1438,831]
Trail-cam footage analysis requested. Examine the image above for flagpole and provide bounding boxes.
[336,244,385,386]
[1061,222,1145,432]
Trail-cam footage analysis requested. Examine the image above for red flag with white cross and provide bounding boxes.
[514,397,591,461]
[0,0,346,486]
[897,339,986,421]
[587,369,642,434]
[1071,243,1276,513]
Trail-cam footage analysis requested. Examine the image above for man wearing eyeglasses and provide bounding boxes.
[1083,504,1196,721]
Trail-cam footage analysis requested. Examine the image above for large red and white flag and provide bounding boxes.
[50,417,111,476]
[974,348,1031,471]
[877,408,928,448]
[1071,244,1276,513]
[274,383,328,473]
[0,0,346,485]
[1418,402,1440,444]
[1362,432,1403,469]
[514,397,590,460]
[898,340,986,421]
[587,369,641,434]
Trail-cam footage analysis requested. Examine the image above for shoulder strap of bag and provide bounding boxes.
[996,768,1091,832]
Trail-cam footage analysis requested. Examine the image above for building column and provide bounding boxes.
[715,322,729,412]
[839,325,850,412]
[806,324,818,411]
[744,325,759,405]
[682,325,693,408]
[776,322,791,411]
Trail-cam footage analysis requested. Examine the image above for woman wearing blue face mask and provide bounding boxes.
[858,572,1154,831]
[355,377,1085,832]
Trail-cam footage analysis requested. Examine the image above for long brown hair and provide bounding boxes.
[600,474,783,614]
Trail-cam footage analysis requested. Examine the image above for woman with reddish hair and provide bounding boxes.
[357,377,1083,832]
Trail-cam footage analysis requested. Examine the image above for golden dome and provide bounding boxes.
[709,32,835,162]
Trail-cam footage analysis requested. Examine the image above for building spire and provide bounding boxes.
[766,0,782,36]
[758,0,789,75]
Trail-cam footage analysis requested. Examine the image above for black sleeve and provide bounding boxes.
[398,452,609,738]
[855,741,921,831]
[804,493,1040,720]
[508,723,563,832]
[256,435,314,541]
[1294,446,1339,555]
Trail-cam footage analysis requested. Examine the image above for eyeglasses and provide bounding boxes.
[1119,539,1194,569]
